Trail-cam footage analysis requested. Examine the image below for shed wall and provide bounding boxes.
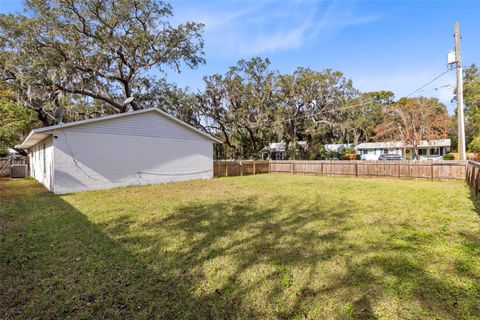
[51,112,214,194]
[28,136,54,191]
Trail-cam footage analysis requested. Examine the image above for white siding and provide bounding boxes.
[52,112,214,194]
[28,136,54,191]
[64,111,206,140]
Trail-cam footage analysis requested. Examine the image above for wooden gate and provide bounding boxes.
[0,156,29,177]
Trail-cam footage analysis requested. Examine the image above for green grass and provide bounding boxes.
[1,174,480,319]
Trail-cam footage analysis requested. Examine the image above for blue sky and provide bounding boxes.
[1,0,479,113]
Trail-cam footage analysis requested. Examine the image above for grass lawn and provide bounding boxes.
[1,174,480,319]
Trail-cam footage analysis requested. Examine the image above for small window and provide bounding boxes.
[418,149,427,156]
[430,148,439,155]
[362,150,368,155]
[43,144,46,175]
[383,149,388,154]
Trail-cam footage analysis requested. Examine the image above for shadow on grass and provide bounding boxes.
[148,198,479,319]
[1,182,245,319]
[2,179,480,319]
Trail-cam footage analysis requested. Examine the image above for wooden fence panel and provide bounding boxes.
[269,161,291,173]
[0,156,29,177]
[255,162,270,174]
[214,160,270,177]
[0,158,12,177]
[466,161,480,196]
[215,160,467,180]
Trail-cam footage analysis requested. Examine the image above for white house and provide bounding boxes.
[324,143,355,153]
[355,139,451,160]
[261,141,308,160]
[17,108,222,194]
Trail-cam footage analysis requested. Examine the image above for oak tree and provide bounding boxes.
[0,0,205,124]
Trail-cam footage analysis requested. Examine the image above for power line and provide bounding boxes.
[405,69,452,98]
[238,70,456,131]
[414,83,455,96]
[264,71,455,126]
[242,98,378,129]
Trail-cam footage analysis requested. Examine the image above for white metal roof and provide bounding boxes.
[325,143,354,152]
[262,141,308,152]
[265,141,286,152]
[17,108,222,149]
[355,139,451,150]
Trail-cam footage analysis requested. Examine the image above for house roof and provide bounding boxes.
[261,141,307,153]
[17,108,223,149]
[324,143,354,152]
[263,141,286,152]
[355,139,451,150]
[355,141,405,149]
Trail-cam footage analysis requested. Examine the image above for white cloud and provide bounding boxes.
[190,4,263,30]
[174,0,381,57]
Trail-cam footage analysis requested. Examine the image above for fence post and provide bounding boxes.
[321,162,324,176]
[476,169,480,196]
[291,161,294,174]
[431,162,434,181]
[269,160,271,173]
[465,163,468,182]
[472,167,477,188]
[468,166,472,186]
[253,161,256,175]
[225,162,228,177]
[240,161,243,176]
[472,166,476,187]
[355,162,358,177]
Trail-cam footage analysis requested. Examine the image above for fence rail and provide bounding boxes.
[0,156,29,177]
[214,160,467,180]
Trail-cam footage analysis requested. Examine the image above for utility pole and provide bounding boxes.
[454,21,466,160]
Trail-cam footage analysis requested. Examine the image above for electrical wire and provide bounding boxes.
[413,84,455,96]
[405,69,453,98]
[251,70,455,129]
[241,98,378,130]
[135,169,213,177]
[62,129,102,181]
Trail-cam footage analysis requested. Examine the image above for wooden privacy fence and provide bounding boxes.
[214,160,270,177]
[465,161,480,195]
[214,160,467,180]
[0,156,29,177]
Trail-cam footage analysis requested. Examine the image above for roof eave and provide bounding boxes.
[16,131,52,150]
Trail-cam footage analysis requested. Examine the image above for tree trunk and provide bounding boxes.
[36,108,50,126]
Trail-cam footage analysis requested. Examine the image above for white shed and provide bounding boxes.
[17,108,221,194]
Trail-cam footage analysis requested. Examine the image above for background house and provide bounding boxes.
[324,144,355,153]
[355,139,451,160]
[261,141,308,160]
[261,141,287,160]
[17,108,221,194]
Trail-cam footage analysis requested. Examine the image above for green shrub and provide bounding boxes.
[0,148,9,158]
[443,153,455,160]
